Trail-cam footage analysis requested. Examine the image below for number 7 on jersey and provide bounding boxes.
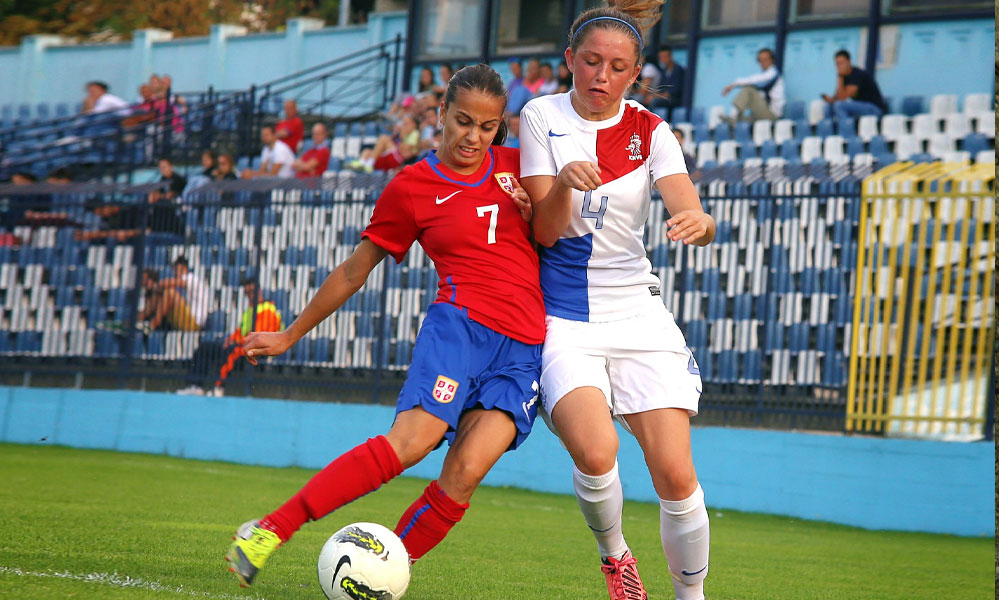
[476,204,498,244]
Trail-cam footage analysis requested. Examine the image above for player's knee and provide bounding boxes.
[386,431,439,468]
[441,459,488,500]
[572,444,618,477]
[656,463,698,500]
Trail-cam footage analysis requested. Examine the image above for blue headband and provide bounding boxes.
[571,16,643,52]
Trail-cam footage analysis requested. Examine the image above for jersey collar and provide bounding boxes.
[424,148,495,187]
[560,91,627,132]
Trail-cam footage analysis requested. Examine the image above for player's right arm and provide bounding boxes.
[243,239,388,364]
[518,102,601,247]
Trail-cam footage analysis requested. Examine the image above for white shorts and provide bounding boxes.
[540,305,702,427]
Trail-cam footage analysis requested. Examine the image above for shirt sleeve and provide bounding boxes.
[648,121,688,182]
[731,66,779,89]
[361,176,419,263]
[519,101,558,178]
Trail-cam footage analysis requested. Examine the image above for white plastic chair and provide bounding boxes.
[963,93,993,114]
[940,151,971,163]
[857,115,879,142]
[822,135,845,161]
[880,115,909,141]
[972,112,995,138]
[808,99,826,125]
[943,113,972,139]
[801,136,823,163]
[717,140,739,163]
[975,149,994,164]
[911,114,938,140]
[752,120,772,145]
[927,134,955,157]
[773,119,794,145]
[894,135,923,160]
[929,94,958,117]
[696,141,717,167]
[708,105,727,129]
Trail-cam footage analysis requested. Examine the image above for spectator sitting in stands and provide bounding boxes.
[346,114,420,173]
[537,62,558,96]
[137,256,210,333]
[201,150,217,178]
[557,63,572,94]
[720,48,784,124]
[293,123,331,178]
[641,45,685,120]
[241,126,296,179]
[522,58,544,96]
[151,157,187,202]
[673,128,697,177]
[507,60,533,115]
[0,171,38,230]
[418,67,436,93]
[12,171,37,185]
[177,275,283,396]
[822,49,888,120]
[504,112,520,149]
[82,81,130,116]
[276,100,304,153]
[122,84,156,128]
[216,153,238,180]
[432,63,454,96]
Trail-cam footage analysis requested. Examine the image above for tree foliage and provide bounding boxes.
[0,0,344,46]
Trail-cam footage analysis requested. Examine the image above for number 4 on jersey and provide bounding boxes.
[581,190,608,229]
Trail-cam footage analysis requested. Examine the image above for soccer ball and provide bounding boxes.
[317,522,411,600]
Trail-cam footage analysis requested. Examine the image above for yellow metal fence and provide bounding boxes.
[846,161,995,439]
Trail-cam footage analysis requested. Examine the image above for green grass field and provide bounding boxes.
[0,443,991,599]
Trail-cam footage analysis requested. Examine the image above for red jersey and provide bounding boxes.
[296,145,330,178]
[362,146,545,344]
[276,116,304,152]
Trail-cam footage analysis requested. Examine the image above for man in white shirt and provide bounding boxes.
[82,81,131,117]
[241,126,296,179]
[721,48,785,123]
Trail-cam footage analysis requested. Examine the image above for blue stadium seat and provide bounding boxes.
[836,118,857,138]
[733,121,752,144]
[35,103,51,121]
[672,107,688,123]
[961,133,989,155]
[693,124,711,143]
[786,101,806,121]
[733,294,752,321]
[759,140,778,160]
[908,153,935,164]
[739,141,757,158]
[800,268,819,295]
[54,102,70,118]
[793,119,811,141]
[717,350,738,382]
[16,331,42,353]
[205,310,227,333]
[301,246,318,266]
[712,123,731,141]
[901,96,924,116]
[741,351,762,382]
[845,136,865,157]
[291,338,311,363]
[788,323,810,352]
[780,139,800,160]
[706,292,726,320]
[312,338,330,363]
[685,320,708,350]
[868,135,889,155]
[689,107,706,126]
[16,104,31,120]
[815,119,834,138]
[651,107,668,120]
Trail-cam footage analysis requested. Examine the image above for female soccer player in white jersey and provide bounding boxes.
[224,65,547,588]
[520,2,715,600]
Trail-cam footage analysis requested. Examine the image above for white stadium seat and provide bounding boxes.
[752,120,772,145]
[972,112,994,138]
[773,119,794,144]
[717,140,739,163]
[963,93,992,114]
[880,115,909,141]
[808,99,826,125]
[822,135,845,161]
[911,114,938,139]
[708,105,727,129]
[975,149,994,164]
[939,151,971,163]
[801,136,823,163]
[696,141,716,167]
[943,113,971,138]
[929,94,958,116]
[857,115,879,142]
[894,134,923,160]
[927,134,955,157]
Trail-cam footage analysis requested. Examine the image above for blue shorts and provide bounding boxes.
[397,303,542,450]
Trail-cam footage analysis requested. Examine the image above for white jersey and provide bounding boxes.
[520,93,687,322]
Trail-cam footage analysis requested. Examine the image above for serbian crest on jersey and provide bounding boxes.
[627,133,643,161]
[494,172,516,194]
[433,375,459,404]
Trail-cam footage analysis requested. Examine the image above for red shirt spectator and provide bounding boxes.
[294,123,331,178]
[276,99,304,153]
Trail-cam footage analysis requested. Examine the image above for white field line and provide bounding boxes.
[0,566,269,599]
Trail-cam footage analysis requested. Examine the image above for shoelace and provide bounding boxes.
[601,555,646,600]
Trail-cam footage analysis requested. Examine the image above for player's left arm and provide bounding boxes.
[655,174,714,246]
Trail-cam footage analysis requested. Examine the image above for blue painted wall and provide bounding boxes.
[692,33,777,113]
[0,386,992,537]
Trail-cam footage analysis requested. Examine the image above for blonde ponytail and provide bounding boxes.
[569,0,664,61]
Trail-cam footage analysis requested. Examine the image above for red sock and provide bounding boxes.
[394,480,468,561]
[263,435,402,542]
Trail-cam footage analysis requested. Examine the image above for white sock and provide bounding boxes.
[573,461,628,559]
[660,484,710,600]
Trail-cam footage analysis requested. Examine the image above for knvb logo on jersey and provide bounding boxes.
[627,132,643,161]
[494,172,516,195]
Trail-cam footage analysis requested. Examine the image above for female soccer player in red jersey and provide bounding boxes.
[519,2,715,600]
[224,64,546,588]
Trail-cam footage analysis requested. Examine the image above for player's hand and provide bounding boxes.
[556,161,602,192]
[243,330,294,365]
[507,177,533,222]
[667,210,714,245]
[722,84,734,96]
